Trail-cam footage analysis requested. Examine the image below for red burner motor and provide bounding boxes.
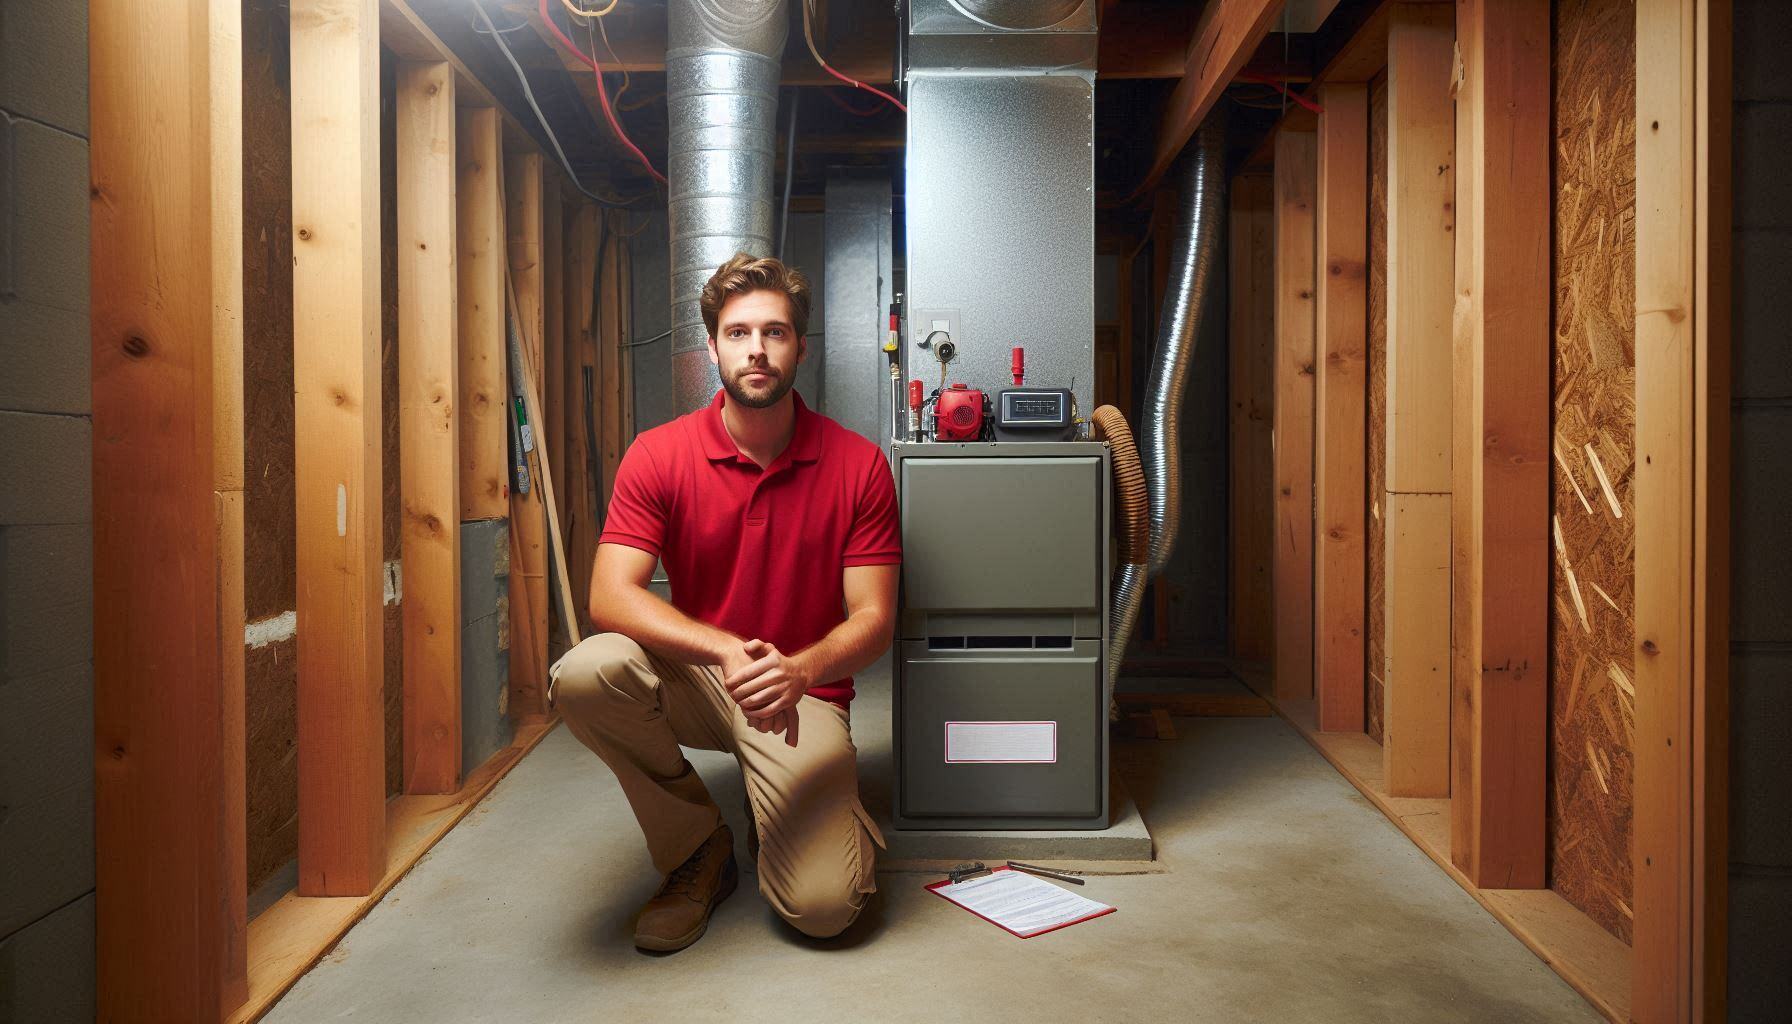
[934,383,986,442]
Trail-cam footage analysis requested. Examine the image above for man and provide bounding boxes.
[549,252,898,952]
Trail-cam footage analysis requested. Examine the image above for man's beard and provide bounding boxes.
[721,364,795,409]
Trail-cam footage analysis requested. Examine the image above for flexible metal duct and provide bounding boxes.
[1140,125,1226,579]
[666,0,787,414]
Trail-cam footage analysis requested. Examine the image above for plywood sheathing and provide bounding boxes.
[1550,0,1637,946]
[1365,73,1388,745]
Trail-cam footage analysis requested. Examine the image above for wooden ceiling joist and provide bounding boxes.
[1137,0,1285,195]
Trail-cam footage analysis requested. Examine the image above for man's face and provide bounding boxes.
[708,289,805,409]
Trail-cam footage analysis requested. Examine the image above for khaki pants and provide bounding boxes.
[550,633,886,938]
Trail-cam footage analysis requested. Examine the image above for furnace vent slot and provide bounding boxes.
[966,635,1034,649]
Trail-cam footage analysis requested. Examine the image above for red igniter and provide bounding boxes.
[1011,346,1025,386]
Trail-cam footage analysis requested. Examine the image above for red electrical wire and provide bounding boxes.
[801,0,906,113]
[813,63,907,114]
[537,0,667,184]
[1236,73,1325,115]
[823,86,886,117]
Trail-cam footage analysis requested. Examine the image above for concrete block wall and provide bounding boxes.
[1729,2,1792,1019]
[0,2,95,1021]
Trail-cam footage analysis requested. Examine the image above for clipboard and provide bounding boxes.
[926,866,1116,938]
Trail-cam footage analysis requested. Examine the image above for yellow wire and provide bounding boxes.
[560,0,619,19]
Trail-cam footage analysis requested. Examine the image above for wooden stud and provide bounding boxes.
[1272,130,1318,704]
[562,204,594,629]
[542,174,566,543]
[1385,4,1456,497]
[210,0,250,1004]
[1314,84,1369,733]
[506,152,546,388]
[91,0,245,1012]
[1692,4,1731,1014]
[290,0,386,897]
[1633,0,1731,1018]
[455,106,507,521]
[1448,0,1549,889]
[1382,491,1452,797]
[504,153,550,719]
[1380,3,1454,798]
[1228,173,1275,664]
[599,213,626,504]
[1140,0,1284,194]
[396,60,461,795]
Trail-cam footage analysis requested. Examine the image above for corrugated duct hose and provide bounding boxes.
[1091,405,1149,721]
[1100,122,1226,721]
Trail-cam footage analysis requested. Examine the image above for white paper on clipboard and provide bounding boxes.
[927,867,1115,938]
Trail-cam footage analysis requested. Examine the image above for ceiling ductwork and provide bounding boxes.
[665,0,788,415]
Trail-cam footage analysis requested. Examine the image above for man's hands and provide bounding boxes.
[719,638,813,748]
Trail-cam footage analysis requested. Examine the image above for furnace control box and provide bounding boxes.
[891,441,1110,831]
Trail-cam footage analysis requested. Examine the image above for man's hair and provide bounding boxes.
[700,252,812,341]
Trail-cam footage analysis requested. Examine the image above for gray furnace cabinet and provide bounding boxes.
[891,441,1110,830]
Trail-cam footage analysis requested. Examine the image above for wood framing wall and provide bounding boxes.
[1243,0,1731,1017]
[89,0,634,1015]
[1552,0,1638,945]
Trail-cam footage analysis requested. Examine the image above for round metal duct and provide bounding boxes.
[945,0,1085,31]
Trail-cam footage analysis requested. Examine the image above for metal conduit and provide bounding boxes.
[1139,124,1226,579]
[666,0,788,415]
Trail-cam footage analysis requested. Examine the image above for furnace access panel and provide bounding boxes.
[891,441,1110,831]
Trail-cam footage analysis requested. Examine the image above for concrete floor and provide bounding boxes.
[265,659,1601,1023]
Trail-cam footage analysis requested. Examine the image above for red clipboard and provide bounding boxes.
[925,866,1117,938]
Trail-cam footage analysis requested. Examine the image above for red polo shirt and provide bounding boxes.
[598,390,900,709]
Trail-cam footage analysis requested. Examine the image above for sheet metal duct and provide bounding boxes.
[666,0,787,415]
[823,170,895,446]
[1139,127,1225,579]
[904,0,1098,415]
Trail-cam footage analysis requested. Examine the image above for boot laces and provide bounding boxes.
[661,836,713,898]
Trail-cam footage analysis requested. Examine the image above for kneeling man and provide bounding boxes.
[550,253,897,951]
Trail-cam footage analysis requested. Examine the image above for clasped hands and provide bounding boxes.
[720,638,811,747]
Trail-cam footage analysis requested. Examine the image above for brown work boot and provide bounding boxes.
[633,823,737,952]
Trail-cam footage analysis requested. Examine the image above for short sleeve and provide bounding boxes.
[842,451,901,567]
[598,440,669,558]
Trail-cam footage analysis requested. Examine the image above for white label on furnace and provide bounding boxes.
[944,721,1057,764]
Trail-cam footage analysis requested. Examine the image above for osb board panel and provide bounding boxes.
[1550,0,1636,946]
[1366,73,1388,745]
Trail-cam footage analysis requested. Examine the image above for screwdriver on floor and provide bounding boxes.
[1005,861,1085,885]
